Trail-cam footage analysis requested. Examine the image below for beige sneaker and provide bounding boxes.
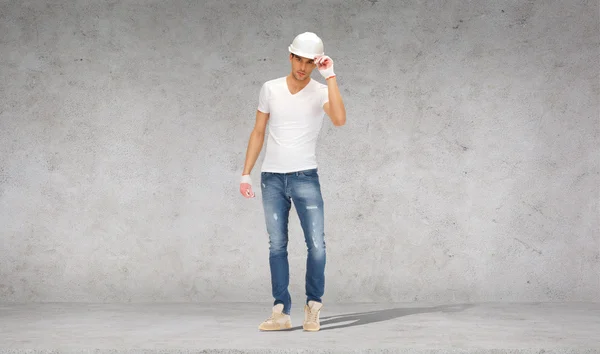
[303,300,323,331]
[258,304,292,331]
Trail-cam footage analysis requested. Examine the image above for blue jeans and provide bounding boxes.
[260,168,326,315]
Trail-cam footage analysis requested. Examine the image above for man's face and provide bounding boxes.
[290,54,316,81]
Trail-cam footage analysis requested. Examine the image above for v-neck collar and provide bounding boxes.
[286,76,311,96]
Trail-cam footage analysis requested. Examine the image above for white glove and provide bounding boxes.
[240,174,255,198]
[240,175,252,185]
[315,55,335,80]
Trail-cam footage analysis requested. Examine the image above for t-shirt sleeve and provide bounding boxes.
[257,82,270,113]
[320,85,329,108]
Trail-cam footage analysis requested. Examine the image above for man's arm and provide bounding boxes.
[242,110,270,175]
[323,78,346,127]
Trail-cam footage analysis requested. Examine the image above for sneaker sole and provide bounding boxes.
[258,323,292,331]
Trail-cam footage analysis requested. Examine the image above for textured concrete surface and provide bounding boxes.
[1,302,599,353]
[0,0,599,303]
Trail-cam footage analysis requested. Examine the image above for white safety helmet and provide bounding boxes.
[288,32,324,59]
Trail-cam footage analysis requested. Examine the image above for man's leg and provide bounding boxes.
[289,169,326,305]
[261,172,292,315]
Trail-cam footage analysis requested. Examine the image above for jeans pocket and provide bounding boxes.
[299,169,318,177]
[261,172,269,184]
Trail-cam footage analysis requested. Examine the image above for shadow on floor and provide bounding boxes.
[284,303,475,331]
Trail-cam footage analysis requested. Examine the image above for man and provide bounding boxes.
[239,32,346,332]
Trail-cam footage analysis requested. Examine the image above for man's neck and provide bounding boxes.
[286,74,310,93]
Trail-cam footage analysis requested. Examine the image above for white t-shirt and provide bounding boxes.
[257,76,329,173]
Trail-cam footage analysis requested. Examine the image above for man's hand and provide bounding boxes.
[240,174,255,198]
[314,55,335,80]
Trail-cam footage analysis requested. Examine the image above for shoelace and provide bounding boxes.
[265,313,281,323]
[306,308,319,323]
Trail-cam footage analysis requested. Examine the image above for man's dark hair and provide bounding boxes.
[291,53,314,63]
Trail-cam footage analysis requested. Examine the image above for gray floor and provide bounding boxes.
[1,302,599,353]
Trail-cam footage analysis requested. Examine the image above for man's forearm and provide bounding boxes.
[326,77,346,125]
[242,131,264,175]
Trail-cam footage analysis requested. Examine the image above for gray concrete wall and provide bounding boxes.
[0,0,598,303]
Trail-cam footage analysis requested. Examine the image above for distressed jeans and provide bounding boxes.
[260,168,326,315]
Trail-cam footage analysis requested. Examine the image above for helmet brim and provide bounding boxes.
[288,46,323,60]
